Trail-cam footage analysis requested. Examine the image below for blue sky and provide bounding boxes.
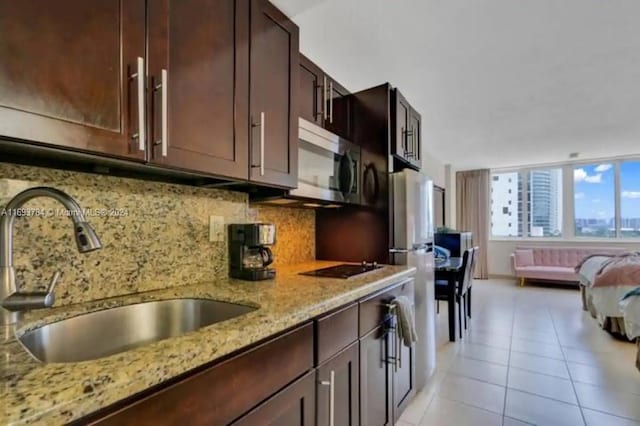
[574,162,640,219]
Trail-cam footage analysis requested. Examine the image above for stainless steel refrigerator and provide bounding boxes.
[389,168,436,391]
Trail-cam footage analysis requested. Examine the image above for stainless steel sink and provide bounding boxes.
[18,298,257,363]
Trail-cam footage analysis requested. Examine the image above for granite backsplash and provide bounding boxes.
[0,162,315,307]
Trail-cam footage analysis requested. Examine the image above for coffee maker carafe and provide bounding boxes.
[228,223,276,280]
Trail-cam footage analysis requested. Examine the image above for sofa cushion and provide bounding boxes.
[514,249,535,267]
[515,266,578,282]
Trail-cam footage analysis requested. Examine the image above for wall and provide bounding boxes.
[488,239,640,277]
[421,151,445,189]
[251,204,315,267]
[0,162,315,306]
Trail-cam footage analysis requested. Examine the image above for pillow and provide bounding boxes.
[514,249,535,267]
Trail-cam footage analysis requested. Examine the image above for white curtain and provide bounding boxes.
[456,169,490,279]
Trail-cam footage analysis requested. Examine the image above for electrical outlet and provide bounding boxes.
[209,216,225,242]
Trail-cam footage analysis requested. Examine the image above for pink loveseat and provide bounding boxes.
[511,246,626,286]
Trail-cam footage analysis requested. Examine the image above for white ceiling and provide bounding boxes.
[273,0,640,171]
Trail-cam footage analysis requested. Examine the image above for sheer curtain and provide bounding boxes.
[456,169,490,279]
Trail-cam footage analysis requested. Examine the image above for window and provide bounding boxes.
[491,172,522,237]
[491,169,562,238]
[574,164,615,238]
[620,161,640,237]
[492,158,640,240]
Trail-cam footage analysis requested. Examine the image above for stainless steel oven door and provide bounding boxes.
[291,118,360,203]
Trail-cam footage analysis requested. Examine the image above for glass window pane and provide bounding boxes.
[491,172,523,237]
[574,164,615,238]
[620,161,640,238]
[528,169,563,237]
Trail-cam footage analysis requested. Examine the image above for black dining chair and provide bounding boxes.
[463,246,479,325]
[460,247,477,332]
[435,248,473,339]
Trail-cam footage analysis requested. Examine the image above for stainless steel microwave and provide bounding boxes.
[289,118,361,204]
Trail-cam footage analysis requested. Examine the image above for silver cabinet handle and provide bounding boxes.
[251,113,265,175]
[319,370,336,426]
[323,76,328,121]
[260,112,265,176]
[329,80,334,124]
[397,324,402,369]
[131,57,146,151]
[154,69,168,157]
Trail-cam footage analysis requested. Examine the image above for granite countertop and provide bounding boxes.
[1,261,415,425]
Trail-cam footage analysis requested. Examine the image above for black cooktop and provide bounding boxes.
[300,263,383,279]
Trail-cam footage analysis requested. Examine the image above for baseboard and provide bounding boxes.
[489,274,515,279]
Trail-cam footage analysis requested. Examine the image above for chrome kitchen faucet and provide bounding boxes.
[0,187,102,327]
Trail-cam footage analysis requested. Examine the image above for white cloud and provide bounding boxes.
[574,168,602,183]
[592,198,600,203]
[621,191,640,199]
[595,164,612,172]
[575,192,585,199]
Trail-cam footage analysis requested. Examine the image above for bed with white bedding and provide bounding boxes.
[577,253,640,338]
[620,287,640,371]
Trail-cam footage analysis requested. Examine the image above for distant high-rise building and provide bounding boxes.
[529,170,562,236]
[491,172,520,236]
[491,170,561,237]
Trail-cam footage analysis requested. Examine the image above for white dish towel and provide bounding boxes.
[393,295,417,347]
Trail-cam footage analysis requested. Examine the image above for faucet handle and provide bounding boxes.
[47,271,61,294]
[43,271,61,307]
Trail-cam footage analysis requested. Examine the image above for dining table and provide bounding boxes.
[435,257,464,342]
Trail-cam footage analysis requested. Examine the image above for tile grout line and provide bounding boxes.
[549,306,588,426]
[501,293,517,426]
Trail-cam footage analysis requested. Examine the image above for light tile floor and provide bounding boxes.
[399,278,640,426]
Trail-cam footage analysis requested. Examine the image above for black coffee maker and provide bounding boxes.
[228,223,276,280]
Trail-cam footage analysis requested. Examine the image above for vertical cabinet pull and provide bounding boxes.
[329,80,334,124]
[252,113,265,176]
[320,371,336,426]
[260,112,265,176]
[130,57,146,151]
[154,69,168,157]
[323,76,328,121]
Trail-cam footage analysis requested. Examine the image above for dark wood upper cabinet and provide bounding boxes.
[146,0,249,178]
[0,0,146,160]
[407,107,422,169]
[317,342,360,426]
[325,79,352,140]
[298,54,352,140]
[299,55,324,126]
[249,0,299,188]
[392,88,412,166]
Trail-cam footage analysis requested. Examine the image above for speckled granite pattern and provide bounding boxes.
[251,205,315,267]
[0,162,315,306]
[1,261,415,425]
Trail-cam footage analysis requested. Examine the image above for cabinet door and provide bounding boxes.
[325,79,352,140]
[392,88,411,164]
[391,299,416,421]
[0,0,146,159]
[317,342,360,426]
[233,371,316,426]
[249,0,299,188]
[299,55,324,126]
[407,107,422,170]
[147,0,249,178]
[359,326,393,426]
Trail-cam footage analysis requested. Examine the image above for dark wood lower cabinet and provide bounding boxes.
[317,342,360,426]
[85,324,313,426]
[359,325,393,426]
[233,371,316,426]
[78,279,417,426]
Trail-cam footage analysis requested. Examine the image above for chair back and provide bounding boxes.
[468,246,479,289]
[457,248,474,297]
